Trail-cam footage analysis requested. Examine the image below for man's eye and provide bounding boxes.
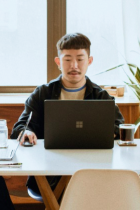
[65,60,70,61]
[78,59,83,61]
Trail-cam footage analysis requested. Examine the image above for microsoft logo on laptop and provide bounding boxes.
[76,121,83,128]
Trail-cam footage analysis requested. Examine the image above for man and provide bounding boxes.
[11,33,124,141]
[10,33,124,199]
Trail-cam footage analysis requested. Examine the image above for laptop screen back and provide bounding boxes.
[44,100,115,149]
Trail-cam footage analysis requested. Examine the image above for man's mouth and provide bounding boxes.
[68,71,80,75]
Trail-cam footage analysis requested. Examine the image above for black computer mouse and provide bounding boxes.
[22,137,34,147]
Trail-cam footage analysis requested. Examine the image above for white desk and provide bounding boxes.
[0,139,140,175]
[1,139,140,210]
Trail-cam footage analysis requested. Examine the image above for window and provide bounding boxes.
[0,0,66,92]
[0,0,47,87]
[67,0,140,86]
[1,0,140,92]
[67,0,124,85]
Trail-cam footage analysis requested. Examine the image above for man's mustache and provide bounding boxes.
[68,70,81,74]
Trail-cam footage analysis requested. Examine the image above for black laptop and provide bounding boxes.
[44,100,115,149]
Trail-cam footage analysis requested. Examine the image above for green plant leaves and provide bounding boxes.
[94,61,140,101]
[125,64,140,100]
[135,67,140,83]
[124,82,140,100]
[94,64,124,75]
[127,64,140,84]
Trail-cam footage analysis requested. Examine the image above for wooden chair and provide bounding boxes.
[60,169,140,210]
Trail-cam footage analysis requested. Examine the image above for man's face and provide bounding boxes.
[55,49,93,87]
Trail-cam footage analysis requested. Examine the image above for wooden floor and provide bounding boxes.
[4,176,45,210]
[10,191,45,210]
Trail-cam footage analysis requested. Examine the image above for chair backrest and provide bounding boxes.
[59,169,140,210]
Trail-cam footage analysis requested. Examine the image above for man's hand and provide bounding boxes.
[18,130,37,145]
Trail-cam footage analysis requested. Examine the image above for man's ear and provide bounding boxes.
[88,56,93,66]
[54,57,60,67]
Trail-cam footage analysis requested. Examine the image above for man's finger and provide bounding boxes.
[17,130,37,145]
[33,134,37,145]
[20,135,26,145]
[28,134,37,145]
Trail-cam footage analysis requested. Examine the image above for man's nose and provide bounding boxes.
[71,60,78,69]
